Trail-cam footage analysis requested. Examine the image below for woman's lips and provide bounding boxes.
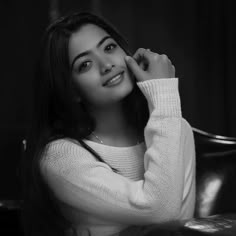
[103,71,124,87]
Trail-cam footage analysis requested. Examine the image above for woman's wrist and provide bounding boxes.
[137,78,181,117]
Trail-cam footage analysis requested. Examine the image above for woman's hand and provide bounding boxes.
[125,48,175,82]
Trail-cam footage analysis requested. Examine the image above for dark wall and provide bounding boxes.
[99,0,236,137]
[1,0,49,198]
[1,0,235,198]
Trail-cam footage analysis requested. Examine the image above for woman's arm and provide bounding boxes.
[137,78,196,220]
[40,78,195,225]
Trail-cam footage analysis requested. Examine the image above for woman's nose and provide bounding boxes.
[100,58,114,75]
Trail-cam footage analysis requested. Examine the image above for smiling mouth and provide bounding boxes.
[103,71,124,87]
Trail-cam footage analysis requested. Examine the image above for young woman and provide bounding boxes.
[22,12,196,236]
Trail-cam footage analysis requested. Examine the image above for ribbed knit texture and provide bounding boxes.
[137,78,181,117]
[40,78,196,236]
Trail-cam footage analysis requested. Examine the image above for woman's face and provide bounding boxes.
[69,24,134,108]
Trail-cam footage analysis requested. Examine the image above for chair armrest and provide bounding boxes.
[0,200,23,236]
[180,214,236,236]
[129,214,236,236]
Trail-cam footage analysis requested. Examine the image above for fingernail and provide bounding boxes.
[125,56,131,61]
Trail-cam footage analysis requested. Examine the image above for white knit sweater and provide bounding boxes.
[40,78,196,236]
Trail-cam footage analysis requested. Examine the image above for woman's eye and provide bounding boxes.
[78,61,91,72]
[105,43,117,52]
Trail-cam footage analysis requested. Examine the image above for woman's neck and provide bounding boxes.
[87,103,141,146]
[91,103,130,135]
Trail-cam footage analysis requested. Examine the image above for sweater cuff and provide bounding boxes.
[137,78,181,117]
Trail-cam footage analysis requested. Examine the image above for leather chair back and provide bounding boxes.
[193,127,236,217]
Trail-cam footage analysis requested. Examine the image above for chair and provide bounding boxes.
[1,128,236,235]
[0,139,24,235]
[141,127,236,236]
[0,200,23,235]
[193,127,236,218]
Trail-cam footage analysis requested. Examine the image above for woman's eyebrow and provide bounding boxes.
[71,35,112,70]
[97,35,112,48]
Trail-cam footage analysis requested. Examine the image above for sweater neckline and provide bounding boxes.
[83,139,145,149]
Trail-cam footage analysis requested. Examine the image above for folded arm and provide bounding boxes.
[40,79,195,224]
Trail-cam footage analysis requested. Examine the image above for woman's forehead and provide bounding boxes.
[68,24,110,61]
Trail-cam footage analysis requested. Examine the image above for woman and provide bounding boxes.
[22,12,196,236]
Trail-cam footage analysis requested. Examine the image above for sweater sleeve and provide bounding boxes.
[40,78,195,225]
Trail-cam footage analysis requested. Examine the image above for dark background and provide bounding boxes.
[1,0,235,199]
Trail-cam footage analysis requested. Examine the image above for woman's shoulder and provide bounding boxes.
[42,138,85,163]
[40,138,96,173]
[46,137,80,148]
[44,138,81,153]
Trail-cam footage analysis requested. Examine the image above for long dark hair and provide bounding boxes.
[21,12,148,236]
